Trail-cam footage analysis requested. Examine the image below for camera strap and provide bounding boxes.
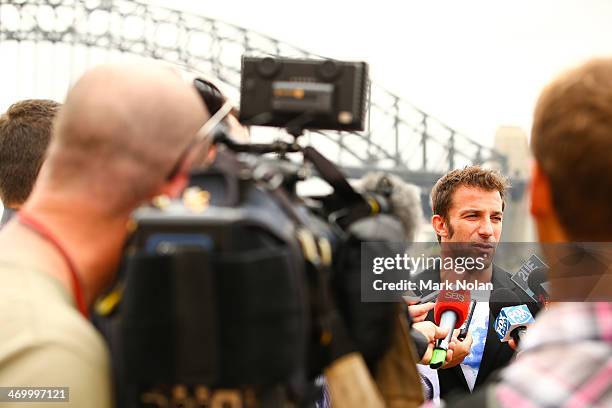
[302,146,363,206]
[17,211,88,319]
[302,146,381,229]
[264,181,355,370]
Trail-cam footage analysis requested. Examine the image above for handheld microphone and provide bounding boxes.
[527,267,550,307]
[510,254,548,300]
[429,290,471,369]
[490,289,534,344]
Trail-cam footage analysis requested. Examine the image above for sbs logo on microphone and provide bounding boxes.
[442,291,466,302]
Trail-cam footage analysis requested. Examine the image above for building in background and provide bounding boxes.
[495,126,535,242]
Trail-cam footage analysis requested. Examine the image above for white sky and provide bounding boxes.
[153,0,612,145]
[1,0,611,147]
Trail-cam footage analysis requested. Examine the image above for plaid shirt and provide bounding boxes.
[492,302,612,408]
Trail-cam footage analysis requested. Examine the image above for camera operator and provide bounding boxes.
[0,99,60,227]
[0,63,210,407]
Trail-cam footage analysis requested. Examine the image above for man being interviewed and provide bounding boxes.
[0,64,210,407]
[413,166,535,400]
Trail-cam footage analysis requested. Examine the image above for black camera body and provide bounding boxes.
[118,156,319,399]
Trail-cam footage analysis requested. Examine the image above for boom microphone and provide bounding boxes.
[359,172,423,241]
[429,290,471,369]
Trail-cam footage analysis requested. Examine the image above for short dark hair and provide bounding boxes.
[0,99,60,206]
[431,166,510,240]
[531,58,612,241]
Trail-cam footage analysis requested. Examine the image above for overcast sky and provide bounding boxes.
[152,0,612,145]
[1,0,611,146]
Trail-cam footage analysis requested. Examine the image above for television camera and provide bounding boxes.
[96,57,417,408]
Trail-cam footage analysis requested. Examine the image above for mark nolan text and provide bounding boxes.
[373,279,494,291]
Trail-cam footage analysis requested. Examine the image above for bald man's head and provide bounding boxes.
[42,63,209,214]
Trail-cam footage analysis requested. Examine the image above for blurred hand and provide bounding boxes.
[412,321,449,364]
[508,338,518,351]
[442,330,473,369]
[406,301,435,323]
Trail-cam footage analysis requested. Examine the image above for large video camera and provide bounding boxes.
[98,57,414,408]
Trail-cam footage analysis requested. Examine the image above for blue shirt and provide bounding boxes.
[460,301,489,391]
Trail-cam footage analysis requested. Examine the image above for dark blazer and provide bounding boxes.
[414,265,538,399]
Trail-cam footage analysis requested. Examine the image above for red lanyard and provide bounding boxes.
[17,211,89,319]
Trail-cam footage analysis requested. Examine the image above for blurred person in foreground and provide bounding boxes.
[448,57,612,407]
[0,99,60,226]
[0,64,209,407]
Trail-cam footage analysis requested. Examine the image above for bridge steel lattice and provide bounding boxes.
[0,0,510,194]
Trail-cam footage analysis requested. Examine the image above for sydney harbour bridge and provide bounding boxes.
[0,0,527,228]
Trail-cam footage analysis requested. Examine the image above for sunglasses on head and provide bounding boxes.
[165,78,233,180]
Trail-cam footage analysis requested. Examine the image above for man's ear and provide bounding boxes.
[203,145,217,167]
[529,161,554,218]
[432,214,449,239]
[155,141,210,199]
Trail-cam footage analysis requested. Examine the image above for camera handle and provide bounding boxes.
[284,111,315,140]
[214,124,382,230]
